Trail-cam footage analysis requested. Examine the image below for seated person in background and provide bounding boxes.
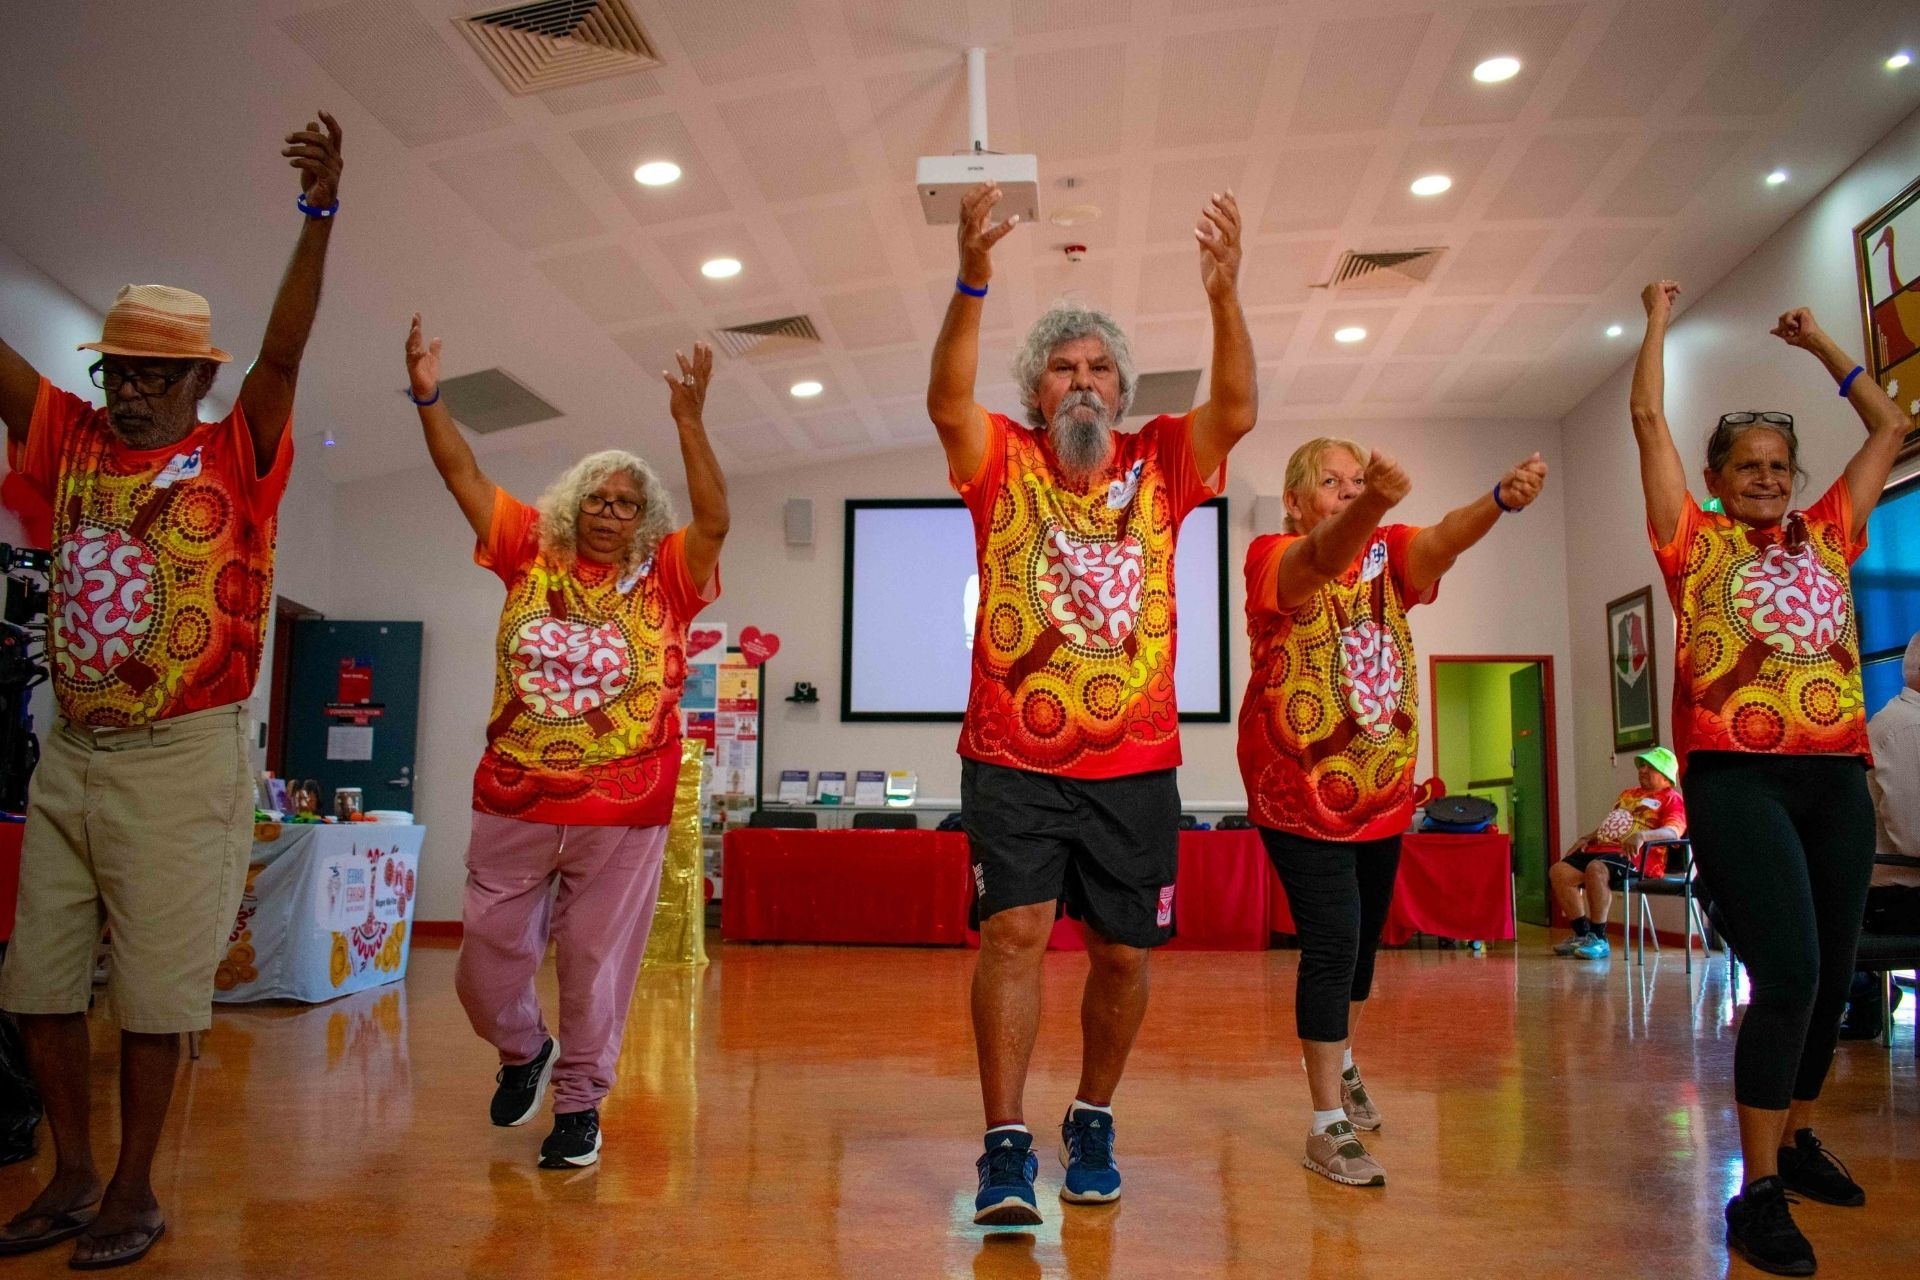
[1841,632,1920,1037]
[1549,746,1686,959]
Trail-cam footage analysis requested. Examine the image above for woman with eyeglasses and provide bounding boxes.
[1631,280,1909,1276]
[404,314,728,1171]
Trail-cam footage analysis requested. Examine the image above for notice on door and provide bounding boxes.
[327,725,374,761]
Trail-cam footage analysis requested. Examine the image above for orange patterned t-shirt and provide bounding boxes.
[1651,479,1869,776]
[1237,526,1434,842]
[472,491,716,827]
[953,412,1221,779]
[7,378,292,726]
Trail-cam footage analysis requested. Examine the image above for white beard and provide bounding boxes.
[1049,390,1116,482]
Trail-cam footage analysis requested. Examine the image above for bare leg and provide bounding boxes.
[1783,1098,1816,1141]
[1074,934,1151,1107]
[1584,864,1614,926]
[70,1031,177,1264]
[1303,1039,1345,1111]
[1549,860,1586,923]
[0,1012,101,1241]
[1737,1103,1791,1184]
[972,902,1055,1127]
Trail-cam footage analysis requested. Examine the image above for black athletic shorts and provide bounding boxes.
[1563,851,1633,888]
[961,759,1180,949]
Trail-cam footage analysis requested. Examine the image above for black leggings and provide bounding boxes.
[1260,827,1401,1043]
[1685,752,1876,1110]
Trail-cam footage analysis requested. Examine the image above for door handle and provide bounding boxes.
[387,776,412,789]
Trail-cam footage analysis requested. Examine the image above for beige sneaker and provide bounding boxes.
[1304,1121,1386,1187]
[1341,1066,1381,1131]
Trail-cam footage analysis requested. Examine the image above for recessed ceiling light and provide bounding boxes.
[1050,203,1103,227]
[633,160,681,186]
[1473,56,1521,83]
[1333,326,1368,344]
[1605,324,1624,338]
[1889,51,1912,70]
[1410,174,1453,197]
[1766,169,1789,186]
[700,257,742,279]
[790,380,823,398]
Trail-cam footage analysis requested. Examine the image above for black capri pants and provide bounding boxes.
[1259,827,1401,1043]
[1684,752,1876,1110]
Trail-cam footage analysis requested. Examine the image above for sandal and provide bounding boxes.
[0,1205,100,1256]
[69,1219,165,1271]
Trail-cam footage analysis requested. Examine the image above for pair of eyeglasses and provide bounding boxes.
[1716,411,1794,431]
[88,360,193,398]
[578,495,641,521]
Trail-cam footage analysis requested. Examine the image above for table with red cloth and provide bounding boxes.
[721,826,1513,949]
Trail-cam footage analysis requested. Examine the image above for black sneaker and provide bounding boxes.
[1778,1128,1865,1207]
[539,1107,602,1169]
[1725,1176,1815,1276]
[489,1037,558,1128]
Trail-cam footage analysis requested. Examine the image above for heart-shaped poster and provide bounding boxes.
[686,625,726,661]
[740,626,781,667]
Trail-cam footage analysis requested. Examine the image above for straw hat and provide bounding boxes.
[77,284,232,363]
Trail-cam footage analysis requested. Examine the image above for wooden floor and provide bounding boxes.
[0,931,1914,1278]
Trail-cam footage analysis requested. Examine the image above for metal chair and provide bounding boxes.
[747,809,818,829]
[850,810,916,830]
[1623,839,1711,971]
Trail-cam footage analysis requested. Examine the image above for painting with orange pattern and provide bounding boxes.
[1853,171,1920,442]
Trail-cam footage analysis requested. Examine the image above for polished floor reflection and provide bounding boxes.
[0,932,1914,1277]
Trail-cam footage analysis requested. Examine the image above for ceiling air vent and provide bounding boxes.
[1321,248,1447,291]
[711,314,823,360]
[1129,369,1203,419]
[408,367,563,434]
[457,0,661,96]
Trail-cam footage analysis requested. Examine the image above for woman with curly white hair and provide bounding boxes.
[404,314,727,1170]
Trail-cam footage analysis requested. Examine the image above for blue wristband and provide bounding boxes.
[955,277,988,298]
[1492,481,1518,514]
[1838,365,1864,397]
[297,193,340,219]
[409,386,440,407]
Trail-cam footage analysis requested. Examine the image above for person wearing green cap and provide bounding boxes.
[1549,747,1686,959]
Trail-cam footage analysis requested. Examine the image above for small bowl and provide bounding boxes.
[366,810,415,825]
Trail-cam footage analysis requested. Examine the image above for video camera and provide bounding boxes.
[0,543,49,814]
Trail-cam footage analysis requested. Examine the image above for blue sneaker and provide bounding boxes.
[1059,1106,1122,1203]
[1572,933,1611,960]
[974,1129,1042,1226]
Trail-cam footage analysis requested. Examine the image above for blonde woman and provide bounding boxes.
[405,315,726,1169]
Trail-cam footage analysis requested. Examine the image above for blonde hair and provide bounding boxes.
[535,449,676,576]
[1281,436,1367,533]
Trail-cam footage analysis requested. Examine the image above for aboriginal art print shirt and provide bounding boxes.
[953,411,1221,779]
[9,378,292,726]
[473,490,716,827]
[1652,479,1869,776]
[1588,785,1688,876]
[1238,525,1434,842]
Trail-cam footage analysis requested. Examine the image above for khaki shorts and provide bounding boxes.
[0,704,252,1033]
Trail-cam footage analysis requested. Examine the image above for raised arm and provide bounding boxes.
[1274,451,1410,609]
[1631,280,1690,546]
[1768,307,1909,540]
[1188,192,1256,480]
[405,313,494,541]
[0,336,39,447]
[1405,453,1548,595]
[237,111,344,472]
[662,342,727,592]
[927,183,1019,483]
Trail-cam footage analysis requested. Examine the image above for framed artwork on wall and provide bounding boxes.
[1853,170,1920,449]
[1606,586,1658,754]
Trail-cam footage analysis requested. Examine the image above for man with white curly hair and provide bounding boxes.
[928,182,1256,1223]
[404,315,727,1170]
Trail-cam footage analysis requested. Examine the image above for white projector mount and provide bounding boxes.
[916,47,1040,226]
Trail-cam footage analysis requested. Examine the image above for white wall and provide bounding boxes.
[1558,108,1920,929]
[335,411,1578,922]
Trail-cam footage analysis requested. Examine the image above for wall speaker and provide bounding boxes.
[1253,494,1285,532]
[784,497,814,546]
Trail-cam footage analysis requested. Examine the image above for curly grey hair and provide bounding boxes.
[535,448,677,576]
[1011,302,1137,429]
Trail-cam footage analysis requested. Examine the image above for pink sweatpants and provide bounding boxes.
[455,811,668,1114]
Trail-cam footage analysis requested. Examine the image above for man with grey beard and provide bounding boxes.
[928,181,1256,1224]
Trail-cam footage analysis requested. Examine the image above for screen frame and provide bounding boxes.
[839,496,1231,724]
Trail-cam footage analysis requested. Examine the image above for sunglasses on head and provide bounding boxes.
[1716,411,1794,431]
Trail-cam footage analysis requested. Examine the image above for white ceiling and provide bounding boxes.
[3,0,1919,483]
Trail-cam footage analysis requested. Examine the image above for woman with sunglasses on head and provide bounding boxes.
[1631,280,1909,1276]
[404,315,727,1170]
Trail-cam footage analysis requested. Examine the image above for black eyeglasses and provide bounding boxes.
[1716,411,1795,432]
[88,360,194,398]
[578,495,641,521]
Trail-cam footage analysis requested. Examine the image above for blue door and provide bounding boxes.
[281,620,423,814]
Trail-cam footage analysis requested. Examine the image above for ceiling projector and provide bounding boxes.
[915,48,1038,226]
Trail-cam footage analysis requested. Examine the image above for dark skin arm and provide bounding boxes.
[237,111,344,474]
[662,343,728,591]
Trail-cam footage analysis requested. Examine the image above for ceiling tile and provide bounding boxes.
[794,407,873,449]
[1131,317,1212,369]
[1145,157,1254,244]
[1153,26,1281,148]
[1420,3,1584,127]
[1689,0,1859,117]
[1035,258,1119,310]
[1552,0,1728,121]
[1364,361,1449,403]
[712,420,791,460]
[655,0,817,86]
[539,72,665,115]
[1307,308,1399,358]
[535,246,669,325]
[611,321,705,377]
[1443,360,1532,403]
[1433,227,1554,296]
[853,345,934,401]
[654,222,783,302]
[429,143,604,251]
[1259,144,1376,234]
[820,286,919,352]
[1239,240,1339,307]
[1598,129,1753,218]
[570,114,733,226]
[717,87,862,203]
[755,362,847,411]
[1016,0,1136,37]
[1287,363,1364,406]
[1015,43,1129,159]
[866,60,1014,175]
[875,396,936,443]
[843,0,977,59]
[1247,309,1304,361]
[277,0,509,146]
[1530,223,1661,295]
[1482,132,1633,220]
[1393,302,1496,357]
[1368,137,1504,227]
[1285,12,1434,135]
[776,201,892,287]
[1483,301,1589,357]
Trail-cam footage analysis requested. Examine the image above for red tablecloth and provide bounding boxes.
[0,819,21,943]
[722,828,973,945]
[1267,829,1514,945]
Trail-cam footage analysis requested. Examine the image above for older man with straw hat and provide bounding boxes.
[0,111,344,1269]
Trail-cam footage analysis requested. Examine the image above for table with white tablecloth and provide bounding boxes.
[213,823,425,1004]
